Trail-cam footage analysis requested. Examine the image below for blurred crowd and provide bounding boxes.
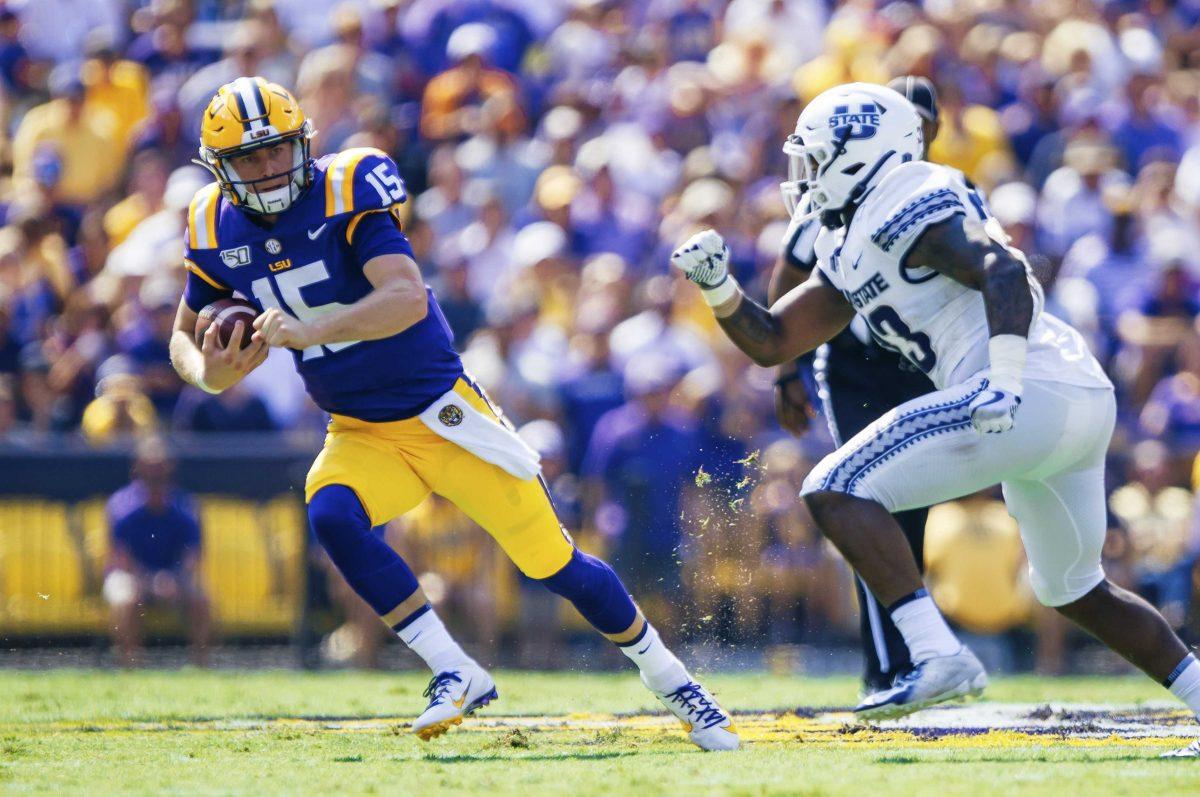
[3,0,1200,663]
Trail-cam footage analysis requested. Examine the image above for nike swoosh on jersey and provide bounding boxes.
[307,223,327,240]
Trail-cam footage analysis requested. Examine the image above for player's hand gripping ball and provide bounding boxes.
[195,298,259,349]
[194,298,268,391]
[969,387,1021,434]
[252,306,317,350]
[670,229,731,289]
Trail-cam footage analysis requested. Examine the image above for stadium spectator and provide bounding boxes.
[80,31,151,152]
[0,9,32,96]
[420,23,525,143]
[177,20,295,131]
[582,354,701,623]
[1111,441,1196,632]
[104,436,211,667]
[12,65,125,207]
[9,0,121,64]
[80,354,159,446]
[295,45,360,157]
[172,380,276,434]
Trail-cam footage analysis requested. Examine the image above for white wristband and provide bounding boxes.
[194,374,222,395]
[701,275,739,309]
[987,334,1027,396]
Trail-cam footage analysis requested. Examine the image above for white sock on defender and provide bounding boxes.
[1167,653,1200,717]
[889,589,961,661]
[396,608,473,674]
[620,622,687,692]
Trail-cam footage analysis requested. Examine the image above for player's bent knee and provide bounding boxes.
[538,548,638,635]
[308,484,371,542]
[802,489,857,522]
[1031,567,1107,609]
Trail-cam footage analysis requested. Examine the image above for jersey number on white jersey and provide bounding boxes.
[865,305,937,373]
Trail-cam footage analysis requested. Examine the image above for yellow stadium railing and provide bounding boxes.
[0,495,307,637]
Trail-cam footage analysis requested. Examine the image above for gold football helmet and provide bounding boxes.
[197,76,315,215]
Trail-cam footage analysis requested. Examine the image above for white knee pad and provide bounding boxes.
[1029,564,1106,608]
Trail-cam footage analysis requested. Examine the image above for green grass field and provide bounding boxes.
[1,669,1196,796]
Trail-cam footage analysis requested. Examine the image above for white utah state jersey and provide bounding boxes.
[813,161,1111,392]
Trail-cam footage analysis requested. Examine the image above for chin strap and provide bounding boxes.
[823,149,900,229]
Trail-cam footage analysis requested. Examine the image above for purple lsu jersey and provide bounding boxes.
[181,147,463,421]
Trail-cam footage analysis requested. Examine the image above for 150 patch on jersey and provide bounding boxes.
[220,245,252,268]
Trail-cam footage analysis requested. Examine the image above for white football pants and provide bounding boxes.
[801,375,1116,607]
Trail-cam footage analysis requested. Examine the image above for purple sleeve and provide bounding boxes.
[183,268,231,313]
[350,210,416,264]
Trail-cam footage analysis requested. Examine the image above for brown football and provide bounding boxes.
[195,298,259,350]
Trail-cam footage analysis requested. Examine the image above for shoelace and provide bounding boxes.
[664,682,727,730]
[422,671,463,707]
[892,661,926,689]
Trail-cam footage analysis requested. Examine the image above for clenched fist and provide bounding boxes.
[969,386,1021,434]
[670,230,730,289]
[253,307,317,350]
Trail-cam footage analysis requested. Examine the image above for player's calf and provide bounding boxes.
[309,485,498,739]
[1052,578,1200,752]
[1052,579,1190,685]
[802,490,926,606]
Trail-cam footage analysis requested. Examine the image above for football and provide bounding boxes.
[195,298,259,349]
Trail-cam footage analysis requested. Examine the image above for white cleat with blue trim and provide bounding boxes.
[412,661,498,741]
[1161,739,1200,758]
[854,646,987,721]
[644,673,740,751]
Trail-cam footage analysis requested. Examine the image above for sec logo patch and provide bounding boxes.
[438,404,464,427]
[265,238,282,255]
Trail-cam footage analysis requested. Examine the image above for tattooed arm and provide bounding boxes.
[905,213,1034,433]
[904,215,1034,339]
[710,270,855,367]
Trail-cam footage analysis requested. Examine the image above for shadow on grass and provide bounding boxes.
[419,750,644,764]
[876,753,1171,765]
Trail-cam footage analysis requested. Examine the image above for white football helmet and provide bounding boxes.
[781,82,923,226]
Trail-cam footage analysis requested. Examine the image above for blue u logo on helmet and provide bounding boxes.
[828,103,883,140]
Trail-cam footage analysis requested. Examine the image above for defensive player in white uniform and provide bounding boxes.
[671,82,1200,756]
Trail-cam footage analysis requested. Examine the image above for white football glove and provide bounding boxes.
[969,386,1021,434]
[670,230,730,289]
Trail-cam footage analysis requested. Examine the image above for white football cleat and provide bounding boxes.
[644,673,740,751]
[855,647,987,721]
[412,662,498,741]
[1161,739,1200,758]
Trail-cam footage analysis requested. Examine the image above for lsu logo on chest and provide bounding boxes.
[828,103,882,140]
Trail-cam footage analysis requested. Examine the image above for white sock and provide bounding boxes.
[620,622,687,692]
[1167,653,1200,718]
[889,590,961,661]
[396,608,473,674]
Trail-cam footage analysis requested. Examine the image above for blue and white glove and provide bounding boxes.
[670,229,739,308]
[670,229,730,289]
[970,334,1027,434]
[969,387,1021,434]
